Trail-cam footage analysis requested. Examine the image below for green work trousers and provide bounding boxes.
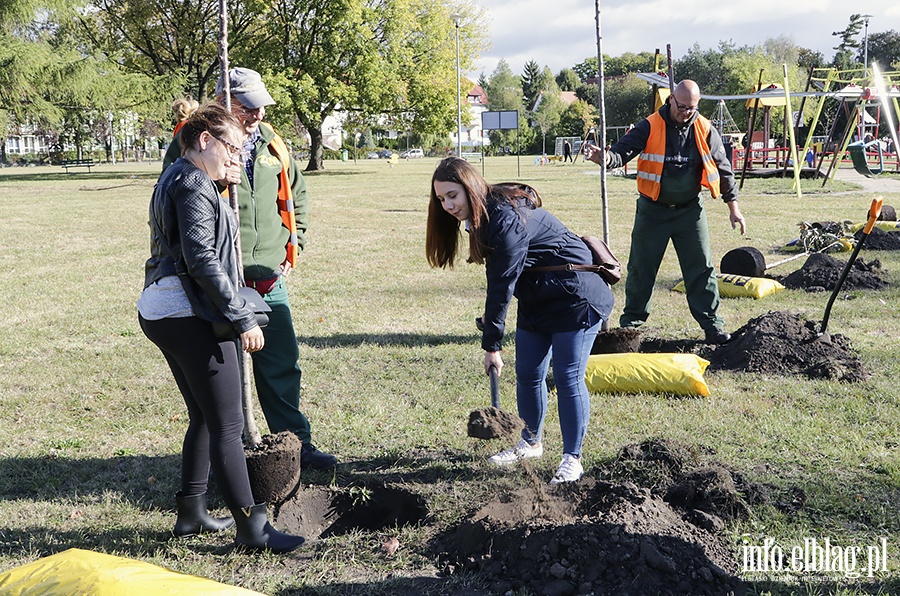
[619,196,724,333]
[250,277,312,444]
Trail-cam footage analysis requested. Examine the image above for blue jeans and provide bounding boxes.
[514,309,602,457]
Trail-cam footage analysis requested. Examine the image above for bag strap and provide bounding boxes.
[526,263,602,273]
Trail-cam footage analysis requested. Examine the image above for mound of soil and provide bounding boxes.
[467,406,524,439]
[437,478,746,596]
[780,253,885,291]
[433,477,746,595]
[707,311,867,382]
[857,226,900,250]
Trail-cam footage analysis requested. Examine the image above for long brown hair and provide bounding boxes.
[425,157,541,267]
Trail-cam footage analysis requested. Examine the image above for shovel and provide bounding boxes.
[819,197,883,336]
[466,366,523,440]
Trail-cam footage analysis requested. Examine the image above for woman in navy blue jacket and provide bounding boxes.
[426,157,614,483]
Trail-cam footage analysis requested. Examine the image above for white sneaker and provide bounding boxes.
[488,439,543,466]
[550,454,583,484]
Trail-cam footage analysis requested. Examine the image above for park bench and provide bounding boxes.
[61,159,95,173]
[461,151,482,163]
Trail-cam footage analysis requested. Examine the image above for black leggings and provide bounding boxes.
[139,315,254,511]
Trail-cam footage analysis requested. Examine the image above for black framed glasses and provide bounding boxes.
[671,97,698,114]
[212,135,250,161]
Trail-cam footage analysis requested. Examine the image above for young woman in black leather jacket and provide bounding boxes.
[138,103,303,553]
[426,157,613,484]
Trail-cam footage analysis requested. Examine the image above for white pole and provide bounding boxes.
[453,14,462,157]
[594,0,608,245]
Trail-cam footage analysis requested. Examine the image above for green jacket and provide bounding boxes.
[161,123,308,280]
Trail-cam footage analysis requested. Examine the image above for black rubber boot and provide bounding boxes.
[173,491,235,537]
[234,503,305,553]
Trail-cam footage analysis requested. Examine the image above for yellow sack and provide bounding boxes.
[585,353,711,397]
[847,221,900,233]
[672,274,785,299]
[0,548,265,595]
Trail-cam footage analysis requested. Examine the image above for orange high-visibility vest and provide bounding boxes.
[260,123,299,267]
[636,112,721,200]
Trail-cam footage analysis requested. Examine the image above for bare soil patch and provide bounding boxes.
[271,438,765,595]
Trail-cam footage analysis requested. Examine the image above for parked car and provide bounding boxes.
[367,152,380,159]
[400,148,424,159]
[377,149,393,159]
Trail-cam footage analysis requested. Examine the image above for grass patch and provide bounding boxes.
[1,158,899,594]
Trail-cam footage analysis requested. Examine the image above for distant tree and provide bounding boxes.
[603,73,652,127]
[556,68,579,91]
[521,60,541,109]
[797,47,825,70]
[573,57,598,82]
[831,13,864,70]
[80,0,255,100]
[675,42,740,96]
[604,51,657,77]
[557,99,596,138]
[575,81,598,106]
[530,67,564,154]
[859,30,900,70]
[483,59,533,153]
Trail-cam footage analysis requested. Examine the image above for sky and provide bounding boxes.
[471,0,900,79]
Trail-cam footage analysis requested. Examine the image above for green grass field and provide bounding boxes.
[1,156,899,595]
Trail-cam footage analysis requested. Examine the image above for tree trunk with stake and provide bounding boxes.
[219,0,262,448]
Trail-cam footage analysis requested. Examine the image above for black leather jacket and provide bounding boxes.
[143,158,258,336]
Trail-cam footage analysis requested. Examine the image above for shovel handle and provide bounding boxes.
[489,366,500,409]
[820,197,883,335]
[863,197,884,234]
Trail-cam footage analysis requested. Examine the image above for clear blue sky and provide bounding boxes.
[473,0,899,78]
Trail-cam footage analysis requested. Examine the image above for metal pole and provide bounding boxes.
[740,69,765,189]
[453,14,462,157]
[594,0,609,246]
[860,14,873,142]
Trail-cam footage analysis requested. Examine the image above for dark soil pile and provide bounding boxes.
[707,311,867,382]
[467,406,523,439]
[856,226,900,250]
[433,478,746,596]
[780,253,885,291]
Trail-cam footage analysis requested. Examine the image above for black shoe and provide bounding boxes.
[301,444,337,470]
[704,329,732,344]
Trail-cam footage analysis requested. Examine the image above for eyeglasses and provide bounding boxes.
[671,97,698,114]
[212,135,250,162]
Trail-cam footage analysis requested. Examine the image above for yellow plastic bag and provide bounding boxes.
[0,548,265,595]
[847,221,900,233]
[672,274,785,299]
[585,353,711,397]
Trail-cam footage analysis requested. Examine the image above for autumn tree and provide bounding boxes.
[80,0,257,100]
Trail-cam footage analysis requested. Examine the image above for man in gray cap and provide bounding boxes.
[161,67,337,470]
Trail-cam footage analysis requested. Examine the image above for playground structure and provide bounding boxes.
[633,64,900,186]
